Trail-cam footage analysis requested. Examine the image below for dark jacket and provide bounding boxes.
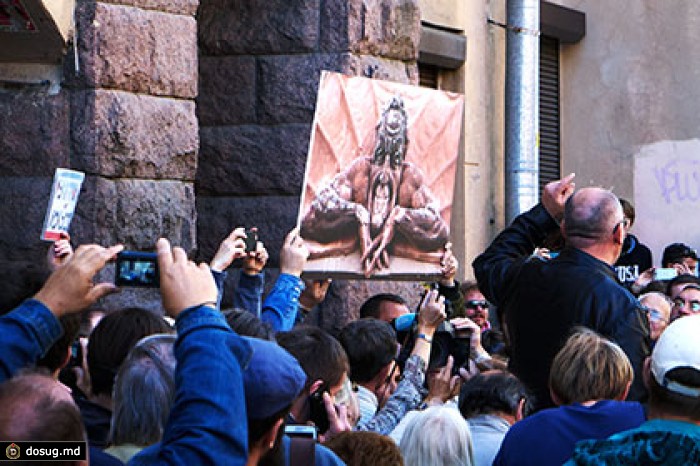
[614,233,653,288]
[473,204,650,411]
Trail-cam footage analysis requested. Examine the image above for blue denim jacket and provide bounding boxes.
[260,274,304,332]
[0,299,62,382]
[213,270,304,332]
[129,305,251,465]
[213,269,263,315]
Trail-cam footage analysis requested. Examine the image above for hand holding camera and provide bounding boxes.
[209,227,250,273]
[418,289,447,330]
[425,355,462,405]
[156,238,218,318]
[35,243,124,317]
[450,317,485,354]
[242,230,269,276]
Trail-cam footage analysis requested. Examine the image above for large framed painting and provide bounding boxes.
[298,71,464,279]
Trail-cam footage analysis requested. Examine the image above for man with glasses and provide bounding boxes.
[462,282,491,330]
[671,284,700,321]
[639,292,672,342]
[461,281,506,357]
[473,174,650,411]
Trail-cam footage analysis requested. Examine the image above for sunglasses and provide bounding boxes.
[465,300,489,310]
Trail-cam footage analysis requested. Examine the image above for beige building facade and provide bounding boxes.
[421,0,700,273]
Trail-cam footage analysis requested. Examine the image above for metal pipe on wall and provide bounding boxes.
[505,0,540,224]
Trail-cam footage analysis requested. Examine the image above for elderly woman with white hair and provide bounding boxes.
[399,405,474,466]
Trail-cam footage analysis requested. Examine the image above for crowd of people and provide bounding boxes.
[2,174,700,465]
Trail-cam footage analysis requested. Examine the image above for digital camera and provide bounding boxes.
[115,251,159,288]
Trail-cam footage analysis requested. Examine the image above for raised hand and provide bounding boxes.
[157,238,218,318]
[280,228,309,277]
[439,242,458,287]
[35,243,124,317]
[542,173,576,222]
[242,240,269,276]
[47,233,74,272]
[210,227,248,272]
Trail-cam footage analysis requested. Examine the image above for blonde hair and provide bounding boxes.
[549,327,633,405]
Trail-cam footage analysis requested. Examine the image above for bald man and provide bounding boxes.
[473,175,650,411]
[0,373,88,465]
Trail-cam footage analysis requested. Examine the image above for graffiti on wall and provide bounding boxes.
[634,139,700,265]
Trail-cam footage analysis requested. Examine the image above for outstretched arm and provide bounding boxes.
[472,175,575,305]
[137,239,251,465]
[0,243,123,382]
[261,229,308,331]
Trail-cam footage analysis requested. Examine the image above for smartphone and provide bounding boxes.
[654,268,678,281]
[115,251,159,287]
[244,228,258,253]
[69,340,83,367]
[308,388,330,434]
[284,425,317,441]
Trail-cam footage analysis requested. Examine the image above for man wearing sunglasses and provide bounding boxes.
[473,174,650,412]
[460,281,506,357]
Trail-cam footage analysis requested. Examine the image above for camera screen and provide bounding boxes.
[115,252,159,287]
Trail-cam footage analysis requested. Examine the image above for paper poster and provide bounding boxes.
[297,71,464,279]
[41,168,85,241]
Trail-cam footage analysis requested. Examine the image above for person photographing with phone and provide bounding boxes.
[275,326,349,465]
[339,289,448,436]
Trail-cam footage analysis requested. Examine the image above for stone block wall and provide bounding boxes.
[0,0,199,312]
[196,0,423,327]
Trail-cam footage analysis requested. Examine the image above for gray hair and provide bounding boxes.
[563,188,622,242]
[399,406,474,466]
[109,333,177,446]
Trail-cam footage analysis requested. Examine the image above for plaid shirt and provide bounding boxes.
[355,354,427,435]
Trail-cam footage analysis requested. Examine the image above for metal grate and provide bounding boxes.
[419,63,439,89]
[539,35,561,194]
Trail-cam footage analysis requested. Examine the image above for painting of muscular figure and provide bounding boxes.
[298,71,464,278]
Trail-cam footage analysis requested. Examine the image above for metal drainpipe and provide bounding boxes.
[505,0,540,224]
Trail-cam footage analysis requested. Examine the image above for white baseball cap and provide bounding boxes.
[651,314,700,397]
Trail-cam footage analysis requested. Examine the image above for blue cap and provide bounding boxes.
[242,337,307,420]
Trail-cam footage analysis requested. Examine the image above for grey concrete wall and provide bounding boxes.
[556,0,700,196]
[555,0,700,260]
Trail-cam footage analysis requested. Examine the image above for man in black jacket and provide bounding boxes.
[614,199,653,289]
[473,174,650,411]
